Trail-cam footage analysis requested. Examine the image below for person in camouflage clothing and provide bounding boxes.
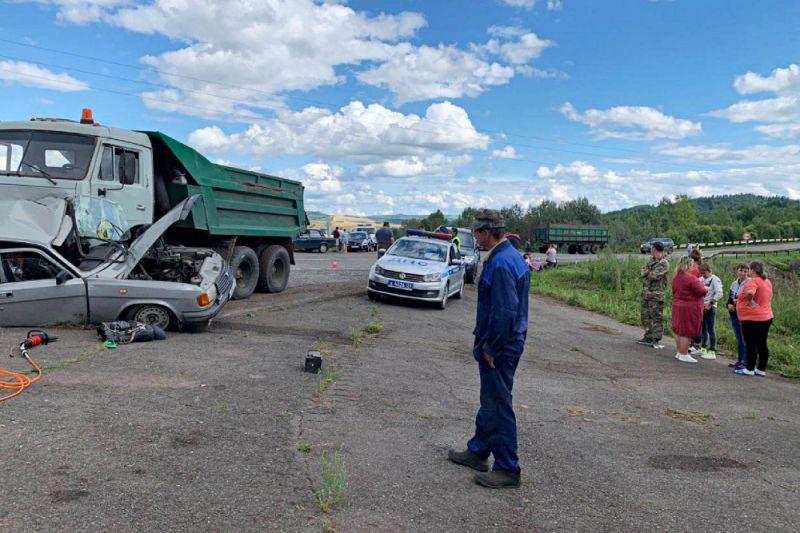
[638,240,670,348]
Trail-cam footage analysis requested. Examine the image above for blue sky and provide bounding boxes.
[1,0,799,215]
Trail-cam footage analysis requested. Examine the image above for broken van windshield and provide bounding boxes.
[0,130,95,180]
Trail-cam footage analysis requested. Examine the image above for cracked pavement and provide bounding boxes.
[1,252,798,532]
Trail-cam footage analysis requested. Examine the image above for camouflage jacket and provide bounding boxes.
[640,257,669,299]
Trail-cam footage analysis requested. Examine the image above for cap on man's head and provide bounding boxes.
[651,241,665,252]
[472,208,505,230]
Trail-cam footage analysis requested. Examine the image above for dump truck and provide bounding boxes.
[533,224,609,254]
[0,109,305,299]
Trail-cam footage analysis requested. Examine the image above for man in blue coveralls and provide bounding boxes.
[448,209,530,488]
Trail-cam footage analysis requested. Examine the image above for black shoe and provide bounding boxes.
[474,470,521,488]
[447,449,489,472]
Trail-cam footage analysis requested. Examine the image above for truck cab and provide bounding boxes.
[0,116,154,229]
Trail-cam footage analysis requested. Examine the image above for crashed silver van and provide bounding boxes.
[0,192,234,330]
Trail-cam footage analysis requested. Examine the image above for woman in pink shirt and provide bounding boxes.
[735,261,774,376]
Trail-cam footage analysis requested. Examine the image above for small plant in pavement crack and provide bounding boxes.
[350,327,363,347]
[362,321,384,335]
[314,371,339,398]
[297,441,312,454]
[315,450,347,514]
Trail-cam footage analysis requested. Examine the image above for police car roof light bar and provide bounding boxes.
[406,229,453,241]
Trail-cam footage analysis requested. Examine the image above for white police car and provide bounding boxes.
[367,231,465,309]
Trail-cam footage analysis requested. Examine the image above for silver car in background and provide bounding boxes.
[367,236,465,309]
[0,195,234,330]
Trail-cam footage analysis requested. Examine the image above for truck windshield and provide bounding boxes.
[0,130,95,180]
[457,230,475,249]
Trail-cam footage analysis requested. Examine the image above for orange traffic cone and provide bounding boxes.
[331,259,338,270]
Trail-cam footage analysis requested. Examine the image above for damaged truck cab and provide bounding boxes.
[0,111,305,299]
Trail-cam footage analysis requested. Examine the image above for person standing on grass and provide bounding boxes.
[699,263,723,359]
[687,249,704,355]
[545,243,558,269]
[637,240,670,349]
[735,261,774,377]
[726,263,751,371]
[448,209,529,489]
[671,256,709,363]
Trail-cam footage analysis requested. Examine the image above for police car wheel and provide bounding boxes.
[465,271,475,284]
[452,280,464,299]
[438,283,449,310]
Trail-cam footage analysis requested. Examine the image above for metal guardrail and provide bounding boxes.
[676,237,800,249]
[707,247,800,259]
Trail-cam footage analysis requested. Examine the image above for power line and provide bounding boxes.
[0,37,706,166]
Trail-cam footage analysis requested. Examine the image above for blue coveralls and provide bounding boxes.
[467,239,530,473]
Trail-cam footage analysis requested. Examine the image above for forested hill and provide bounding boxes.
[602,194,800,250]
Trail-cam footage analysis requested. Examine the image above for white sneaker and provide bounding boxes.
[754,369,766,377]
[651,343,665,349]
[677,353,698,363]
[688,347,702,356]
[700,350,717,360]
[674,353,681,359]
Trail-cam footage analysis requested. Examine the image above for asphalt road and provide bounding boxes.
[1,251,798,532]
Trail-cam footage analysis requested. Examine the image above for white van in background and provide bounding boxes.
[354,224,377,247]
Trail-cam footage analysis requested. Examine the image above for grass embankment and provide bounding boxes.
[531,252,800,378]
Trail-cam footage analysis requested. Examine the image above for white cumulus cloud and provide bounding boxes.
[561,102,701,140]
[0,60,88,92]
[491,145,522,159]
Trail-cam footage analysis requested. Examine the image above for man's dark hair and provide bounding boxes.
[736,263,749,271]
[699,263,711,273]
[651,241,665,252]
[451,227,458,234]
[690,249,702,263]
[749,260,768,279]
[383,221,390,227]
[488,228,503,239]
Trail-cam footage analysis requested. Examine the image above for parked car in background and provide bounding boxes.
[456,228,479,284]
[354,224,378,247]
[347,231,373,252]
[640,238,675,254]
[295,228,337,253]
[0,194,234,330]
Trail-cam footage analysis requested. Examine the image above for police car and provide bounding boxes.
[367,230,465,309]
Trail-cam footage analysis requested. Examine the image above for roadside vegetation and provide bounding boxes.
[530,251,800,378]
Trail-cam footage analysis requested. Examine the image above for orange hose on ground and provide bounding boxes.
[0,354,42,402]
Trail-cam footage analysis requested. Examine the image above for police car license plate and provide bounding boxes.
[387,280,413,290]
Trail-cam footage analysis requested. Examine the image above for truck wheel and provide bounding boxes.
[257,245,290,293]
[319,243,328,253]
[580,244,591,254]
[230,246,259,300]
[590,244,600,254]
[568,244,578,254]
[127,304,172,330]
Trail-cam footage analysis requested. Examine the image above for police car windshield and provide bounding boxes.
[389,239,447,262]
[350,232,367,239]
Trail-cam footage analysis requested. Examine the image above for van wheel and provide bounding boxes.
[230,246,259,299]
[319,243,328,253]
[257,245,290,293]
[127,304,172,330]
[590,244,600,254]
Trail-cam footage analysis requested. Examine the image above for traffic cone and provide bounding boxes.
[331,259,338,270]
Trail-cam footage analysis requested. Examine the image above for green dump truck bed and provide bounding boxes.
[534,224,609,244]
[145,132,304,238]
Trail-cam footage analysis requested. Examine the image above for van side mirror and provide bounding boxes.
[56,270,72,285]
[450,258,463,266]
[119,152,137,185]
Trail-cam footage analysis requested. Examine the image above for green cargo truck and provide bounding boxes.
[534,224,609,254]
[0,110,304,299]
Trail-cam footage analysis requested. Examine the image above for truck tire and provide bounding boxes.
[590,244,600,254]
[319,243,328,253]
[257,245,290,293]
[580,244,591,255]
[568,244,578,254]
[230,246,259,300]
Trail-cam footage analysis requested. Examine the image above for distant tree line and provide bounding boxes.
[400,194,800,251]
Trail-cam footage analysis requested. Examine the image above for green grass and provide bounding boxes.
[297,442,312,454]
[315,451,347,514]
[362,321,384,334]
[531,251,800,378]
